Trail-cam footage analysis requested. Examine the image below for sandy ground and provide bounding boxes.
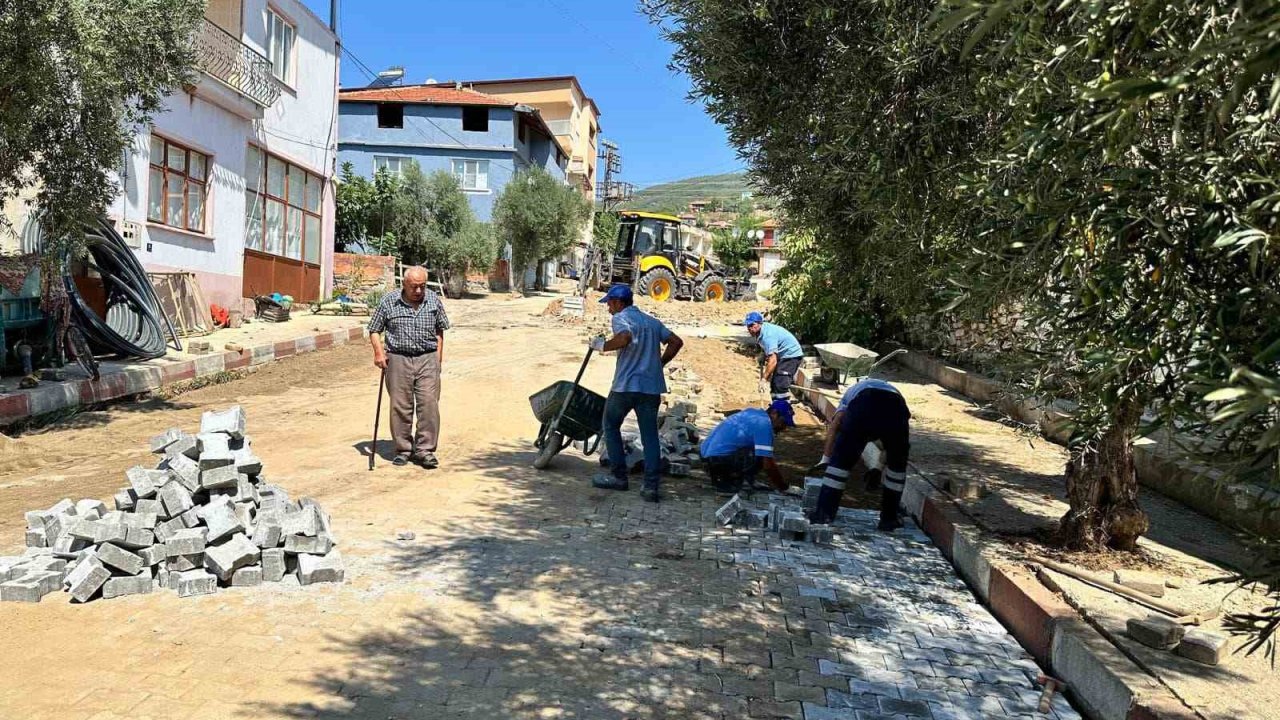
[0,289,1271,719]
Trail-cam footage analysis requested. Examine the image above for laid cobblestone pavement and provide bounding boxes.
[328,476,1083,720]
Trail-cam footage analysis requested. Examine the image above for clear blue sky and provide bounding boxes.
[302,0,744,188]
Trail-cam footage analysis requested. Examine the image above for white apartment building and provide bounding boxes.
[108,0,339,310]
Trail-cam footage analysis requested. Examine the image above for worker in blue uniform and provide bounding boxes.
[810,378,911,531]
[699,398,795,494]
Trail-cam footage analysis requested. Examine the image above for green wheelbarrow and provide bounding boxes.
[529,348,607,469]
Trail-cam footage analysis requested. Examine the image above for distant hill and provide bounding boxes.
[628,172,758,213]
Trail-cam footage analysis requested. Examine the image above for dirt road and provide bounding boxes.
[0,291,1069,720]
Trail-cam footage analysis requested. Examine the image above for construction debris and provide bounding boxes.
[598,365,706,478]
[713,490,833,546]
[1,406,344,604]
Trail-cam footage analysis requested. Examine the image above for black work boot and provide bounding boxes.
[592,473,629,491]
[863,468,882,493]
[878,489,904,531]
[640,482,660,503]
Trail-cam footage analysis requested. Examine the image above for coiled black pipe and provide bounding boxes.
[61,220,176,360]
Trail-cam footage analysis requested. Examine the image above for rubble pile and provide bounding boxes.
[0,406,344,604]
[715,487,835,546]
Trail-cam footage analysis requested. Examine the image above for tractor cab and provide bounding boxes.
[594,211,738,302]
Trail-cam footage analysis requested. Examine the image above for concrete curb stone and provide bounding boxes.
[0,325,369,428]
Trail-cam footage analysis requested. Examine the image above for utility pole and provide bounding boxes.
[595,139,633,213]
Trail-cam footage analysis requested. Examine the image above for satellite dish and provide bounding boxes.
[426,78,438,84]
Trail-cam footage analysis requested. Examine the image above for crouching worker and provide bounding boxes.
[811,379,911,530]
[699,399,794,494]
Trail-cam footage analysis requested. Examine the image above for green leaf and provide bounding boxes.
[962,2,1016,58]
[1204,387,1250,403]
[1254,337,1280,366]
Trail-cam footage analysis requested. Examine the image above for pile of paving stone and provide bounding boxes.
[0,406,344,603]
[715,489,835,545]
[598,366,707,478]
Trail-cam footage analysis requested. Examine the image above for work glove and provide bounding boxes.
[757,379,769,395]
[589,336,606,352]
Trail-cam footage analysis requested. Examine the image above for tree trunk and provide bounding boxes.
[1059,400,1150,551]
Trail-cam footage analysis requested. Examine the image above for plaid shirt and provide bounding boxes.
[367,290,450,355]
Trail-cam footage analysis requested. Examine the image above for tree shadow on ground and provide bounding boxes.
[884,371,1256,573]
[251,439,1062,720]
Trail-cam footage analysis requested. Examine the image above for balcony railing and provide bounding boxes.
[195,18,281,108]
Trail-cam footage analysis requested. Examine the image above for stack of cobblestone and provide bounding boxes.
[0,406,344,604]
[597,367,706,478]
[715,491,834,545]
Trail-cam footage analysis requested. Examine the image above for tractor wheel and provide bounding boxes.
[697,276,728,302]
[638,268,677,302]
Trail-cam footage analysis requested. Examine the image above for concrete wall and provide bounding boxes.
[108,0,338,310]
[470,78,599,199]
[758,249,785,276]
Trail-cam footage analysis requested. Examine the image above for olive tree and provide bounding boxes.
[0,0,203,255]
[646,0,1278,559]
[493,168,592,289]
[390,163,497,290]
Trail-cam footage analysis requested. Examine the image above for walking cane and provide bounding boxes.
[369,368,386,471]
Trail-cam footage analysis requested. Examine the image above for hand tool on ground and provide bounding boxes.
[1037,674,1065,713]
[793,384,844,401]
[1033,556,1200,619]
[369,367,385,471]
[1172,609,1221,625]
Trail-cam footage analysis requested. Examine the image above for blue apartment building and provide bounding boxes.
[337,83,569,221]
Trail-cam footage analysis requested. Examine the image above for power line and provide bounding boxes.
[544,0,688,93]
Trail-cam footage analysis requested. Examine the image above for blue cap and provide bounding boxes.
[745,311,765,325]
[768,398,796,426]
[600,284,633,303]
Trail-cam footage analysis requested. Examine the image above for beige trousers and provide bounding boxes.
[385,352,441,455]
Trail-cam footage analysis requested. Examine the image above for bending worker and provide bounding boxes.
[745,312,805,401]
[699,399,795,494]
[591,284,684,503]
[810,378,911,531]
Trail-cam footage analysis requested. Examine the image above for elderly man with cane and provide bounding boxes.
[368,266,450,469]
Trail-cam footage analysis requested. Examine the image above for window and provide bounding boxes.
[462,107,489,132]
[148,135,208,233]
[451,159,489,191]
[662,224,681,253]
[244,146,324,264]
[266,9,295,84]
[377,103,404,129]
[373,156,410,177]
